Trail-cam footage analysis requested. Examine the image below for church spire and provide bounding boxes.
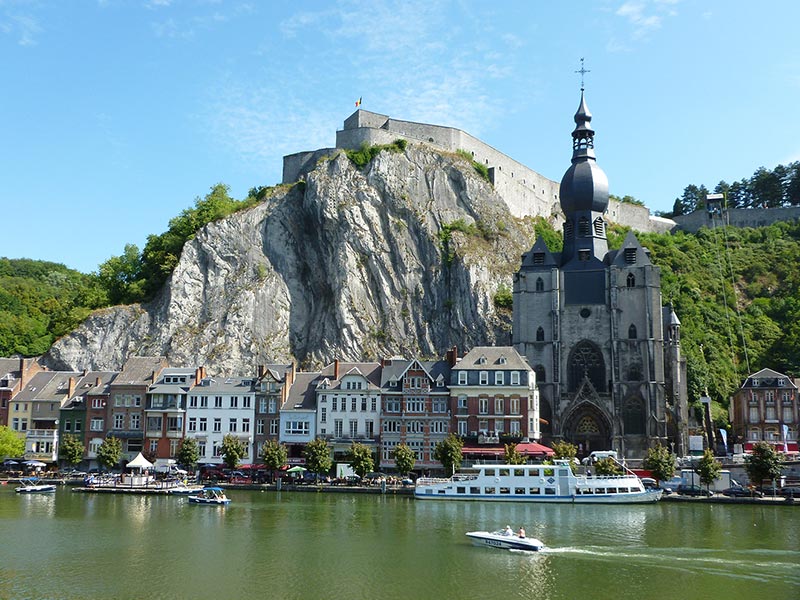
[571,91,595,159]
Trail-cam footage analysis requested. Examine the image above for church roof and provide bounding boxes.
[559,91,609,215]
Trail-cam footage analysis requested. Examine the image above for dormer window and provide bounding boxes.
[533,252,545,265]
[593,217,605,236]
[478,355,487,365]
[624,247,636,264]
[498,355,507,365]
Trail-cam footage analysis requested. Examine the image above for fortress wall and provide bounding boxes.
[606,199,675,233]
[672,206,800,233]
[283,148,337,184]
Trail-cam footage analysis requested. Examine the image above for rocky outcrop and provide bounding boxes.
[44,145,541,373]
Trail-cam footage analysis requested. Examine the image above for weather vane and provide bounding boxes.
[575,58,590,92]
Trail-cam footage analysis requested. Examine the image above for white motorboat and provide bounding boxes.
[170,484,205,495]
[416,460,662,504]
[466,529,544,551]
[15,478,57,494]
[188,487,231,505]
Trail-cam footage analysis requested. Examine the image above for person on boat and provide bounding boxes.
[517,527,526,539]
[503,525,513,536]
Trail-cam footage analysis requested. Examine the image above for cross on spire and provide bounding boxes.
[575,57,590,91]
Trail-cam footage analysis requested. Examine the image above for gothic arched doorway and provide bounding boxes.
[562,403,612,458]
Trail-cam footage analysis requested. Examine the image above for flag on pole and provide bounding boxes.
[355,97,362,107]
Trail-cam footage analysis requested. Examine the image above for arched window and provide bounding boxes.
[623,396,645,434]
[628,324,637,339]
[534,365,546,383]
[627,273,636,288]
[535,277,544,292]
[568,341,606,392]
[536,327,545,342]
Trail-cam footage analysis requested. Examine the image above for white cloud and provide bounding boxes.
[0,11,42,46]
[614,0,681,41]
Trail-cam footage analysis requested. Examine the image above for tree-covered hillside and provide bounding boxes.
[0,258,106,356]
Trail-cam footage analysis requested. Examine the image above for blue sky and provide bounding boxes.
[2,0,798,274]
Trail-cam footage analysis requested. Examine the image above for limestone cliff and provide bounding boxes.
[44,145,541,373]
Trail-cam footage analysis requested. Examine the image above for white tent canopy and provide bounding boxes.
[126,453,154,470]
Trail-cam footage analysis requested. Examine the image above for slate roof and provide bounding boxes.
[318,362,382,390]
[283,372,322,411]
[192,376,255,395]
[113,356,168,387]
[742,368,797,389]
[456,346,531,371]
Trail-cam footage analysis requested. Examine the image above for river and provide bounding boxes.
[1,486,798,599]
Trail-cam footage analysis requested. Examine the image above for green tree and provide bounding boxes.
[260,440,288,478]
[220,434,247,470]
[550,440,578,473]
[744,441,784,488]
[96,243,146,305]
[593,456,623,476]
[346,442,375,478]
[392,443,415,476]
[503,443,526,465]
[433,433,463,475]
[695,448,722,491]
[176,437,200,470]
[304,438,333,480]
[58,433,84,466]
[642,444,677,482]
[96,436,122,471]
[0,425,25,459]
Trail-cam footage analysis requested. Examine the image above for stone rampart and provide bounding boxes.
[672,206,800,233]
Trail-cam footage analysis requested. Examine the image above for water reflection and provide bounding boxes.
[1,489,798,600]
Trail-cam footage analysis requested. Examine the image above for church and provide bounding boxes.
[513,90,689,459]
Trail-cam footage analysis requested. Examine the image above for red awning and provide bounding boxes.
[743,442,798,452]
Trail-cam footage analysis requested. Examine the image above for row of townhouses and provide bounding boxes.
[0,347,542,474]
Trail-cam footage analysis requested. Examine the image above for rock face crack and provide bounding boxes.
[44,145,539,372]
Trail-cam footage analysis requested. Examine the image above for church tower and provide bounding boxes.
[513,89,687,458]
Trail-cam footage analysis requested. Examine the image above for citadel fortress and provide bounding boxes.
[283,109,800,234]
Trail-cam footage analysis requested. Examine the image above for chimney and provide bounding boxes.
[96,377,102,387]
[83,368,88,376]
[152,370,157,384]
[68,376,76,398]
[195,367,202,386]
[334,359,340,380]
[201,366,207,380]
[288,362,296,385]
[258,365,266,379]
[447,346,459,367]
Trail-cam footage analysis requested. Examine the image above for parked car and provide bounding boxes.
[640,477,659,490]
[721,486,763,498]
[676,484,713,497]
[758,486,782,496]
[779,486,800,498]
[659,476,683,494]
[581,451,618,466]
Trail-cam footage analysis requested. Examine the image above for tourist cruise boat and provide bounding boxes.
[415,461,662,504]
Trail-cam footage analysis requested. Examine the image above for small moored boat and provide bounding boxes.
[15,478,57,494]
[188,487,231,505]
[466,529,544,551]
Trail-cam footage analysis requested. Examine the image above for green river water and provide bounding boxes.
[0,486,798,600]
